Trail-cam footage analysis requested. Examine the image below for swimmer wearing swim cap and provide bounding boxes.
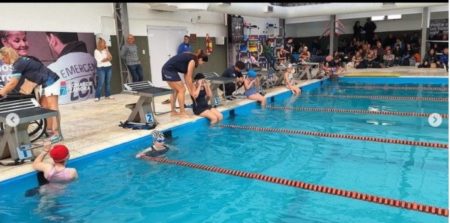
[136,130,170,158]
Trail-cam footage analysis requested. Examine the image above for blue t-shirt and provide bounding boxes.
[12,57,59,92]
[177,43,192,55]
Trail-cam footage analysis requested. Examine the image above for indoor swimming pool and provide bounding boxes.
[0,78,448,223]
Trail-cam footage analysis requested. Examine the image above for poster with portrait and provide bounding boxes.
[0,30,96,104]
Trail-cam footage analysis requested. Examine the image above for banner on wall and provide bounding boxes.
[429,19,448,40]
[0,30,97,104]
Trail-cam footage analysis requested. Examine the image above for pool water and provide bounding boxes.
[0,79,448,223]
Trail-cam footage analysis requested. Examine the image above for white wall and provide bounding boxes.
[286,21,329,37]
[0,3,113,33]
[123,3,227,38]
[286,11,449,38]
[0,3,228,39]
[240,15,280,36]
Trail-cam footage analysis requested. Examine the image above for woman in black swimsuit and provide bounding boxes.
[191,73,223,124]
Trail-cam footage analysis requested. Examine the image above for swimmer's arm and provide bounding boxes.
[0,74,19,96]
[136,147,153,159]
[32,141,53,173]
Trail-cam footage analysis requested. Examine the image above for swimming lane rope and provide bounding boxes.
[266,105,448,119]
[142,156,449,217]
[337,85,448,91]
[217,124,448,149]
[314,95,448,102]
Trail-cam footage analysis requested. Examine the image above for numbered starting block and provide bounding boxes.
[123,81,173,125]
[0,97,61,165]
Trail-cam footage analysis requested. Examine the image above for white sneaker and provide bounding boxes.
[94,98,100,102]
[106,96,115,100]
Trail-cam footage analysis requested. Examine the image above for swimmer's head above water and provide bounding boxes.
[136,130,169,159]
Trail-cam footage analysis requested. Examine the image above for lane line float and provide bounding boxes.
[266,106,448,119]
[217,124,448,149]
[337,85,448,91]
[142,156,449,217]
[313,95,448,102]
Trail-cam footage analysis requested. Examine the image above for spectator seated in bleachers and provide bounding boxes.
[419,48,438,68]
[299,46,311,63]
[383,47,395,68]
[365,48,381,68]
[439,47,448,71]
[392,44,403,66]
[322,55,344,77]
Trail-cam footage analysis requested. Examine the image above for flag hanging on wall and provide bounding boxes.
[322,19,345,37]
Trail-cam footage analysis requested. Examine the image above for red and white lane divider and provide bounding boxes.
[217,124,448,149]
[142,156,449,217]
[266,106,449,119]
[314,95,448,102]
[338,85,448,91]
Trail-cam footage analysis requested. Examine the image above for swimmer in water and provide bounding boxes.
[136,130,169,158]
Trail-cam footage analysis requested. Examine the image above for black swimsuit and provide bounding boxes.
[144,145,169,157]
[191,88,211,115]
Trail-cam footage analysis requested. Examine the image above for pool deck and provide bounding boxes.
[0,67,448,183]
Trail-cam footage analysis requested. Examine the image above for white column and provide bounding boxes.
[421,7,430,60]
[329,15,336,56]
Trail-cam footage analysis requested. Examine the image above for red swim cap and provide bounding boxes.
[50,145,69,163]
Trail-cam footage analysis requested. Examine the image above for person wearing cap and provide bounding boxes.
[162,49,209,117]
[136,130,170,158]
[244,69,266,107]
[284,64,301,95]
[190,73,223,124]
[32,140,78,184]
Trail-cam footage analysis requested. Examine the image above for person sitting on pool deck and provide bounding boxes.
[191,73,223,124]
[284,63,301,95]
[244,69,266,107]
[32,140,78,184]
[136,131,170,158]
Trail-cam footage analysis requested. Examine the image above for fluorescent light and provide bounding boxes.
[371,15,385,21]
[387,14,402,20]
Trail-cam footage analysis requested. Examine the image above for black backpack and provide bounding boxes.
[119,121,157,130]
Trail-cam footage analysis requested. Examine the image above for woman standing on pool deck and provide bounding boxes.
[162,49,208,117]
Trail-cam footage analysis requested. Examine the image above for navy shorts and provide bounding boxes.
[162,69,181,82]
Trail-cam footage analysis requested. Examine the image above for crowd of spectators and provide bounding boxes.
[280,19,448,72]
